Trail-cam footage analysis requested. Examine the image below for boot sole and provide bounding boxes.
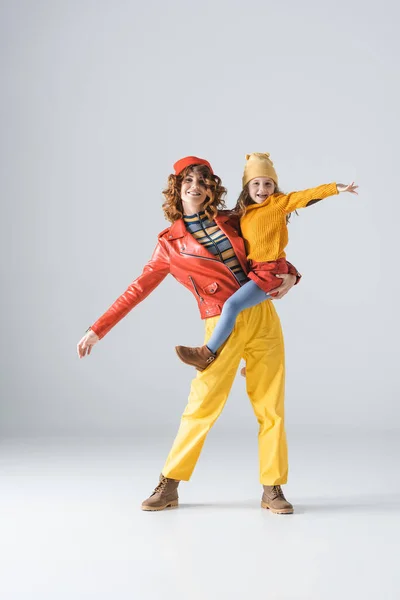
[141,500,179,511]
[261,500,294,514]
[175,347,205,371]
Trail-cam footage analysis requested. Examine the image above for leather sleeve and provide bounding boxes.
[89,239,170,339]
[285,260,302,285]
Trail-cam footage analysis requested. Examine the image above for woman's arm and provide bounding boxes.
[267,260,301,300]
[285,260,302,285]
[84,239,170,341]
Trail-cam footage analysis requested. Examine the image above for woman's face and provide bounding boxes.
[248,177,276,203]
[180,169,210,211]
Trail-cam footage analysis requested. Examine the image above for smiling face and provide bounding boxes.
[180,167,211,212]
[248,177,276,204]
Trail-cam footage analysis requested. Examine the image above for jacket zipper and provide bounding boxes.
[181,252,241,288]
[188,275,204,303]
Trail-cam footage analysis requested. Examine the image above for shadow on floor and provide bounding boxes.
[294,495,400,514]
[177,495,400,514]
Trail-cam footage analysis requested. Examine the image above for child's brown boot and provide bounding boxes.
[175,345,216,371]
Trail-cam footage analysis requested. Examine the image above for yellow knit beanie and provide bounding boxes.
[242,152,278,188]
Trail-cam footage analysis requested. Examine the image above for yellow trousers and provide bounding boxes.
[163,301,288,485]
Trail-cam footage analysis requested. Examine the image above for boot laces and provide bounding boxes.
[271,485,284,500]
[154,477,169,494]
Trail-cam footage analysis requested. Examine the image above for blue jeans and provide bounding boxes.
[206,280,271,354]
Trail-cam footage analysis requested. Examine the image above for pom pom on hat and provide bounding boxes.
[242,152,278,187]
[173,156,214,176]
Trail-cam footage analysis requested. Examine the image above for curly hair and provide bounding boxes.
[162,165,227,223]
[233,183,294,224]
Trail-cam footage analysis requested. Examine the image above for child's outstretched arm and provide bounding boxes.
[275,182,358,214]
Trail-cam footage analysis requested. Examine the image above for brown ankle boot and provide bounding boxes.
[175,345,216,371]
[141,474,180,511]
[261,485,294,514]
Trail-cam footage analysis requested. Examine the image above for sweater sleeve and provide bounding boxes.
[89,239,170,339]
[274,183,338,214]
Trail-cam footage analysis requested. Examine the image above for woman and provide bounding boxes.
[77,156,300,513]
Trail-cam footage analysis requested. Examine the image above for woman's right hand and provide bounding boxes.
[77,329,100,359]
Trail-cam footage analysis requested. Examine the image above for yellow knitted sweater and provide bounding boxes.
[240,183,338,261]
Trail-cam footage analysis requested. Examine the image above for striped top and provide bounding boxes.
[183,211,247,286]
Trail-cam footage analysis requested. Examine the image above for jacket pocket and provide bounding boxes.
[202,282,219,295]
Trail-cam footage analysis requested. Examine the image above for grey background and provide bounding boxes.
[1,0,399,437]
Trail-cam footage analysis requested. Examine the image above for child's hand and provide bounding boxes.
[337,182,358,194]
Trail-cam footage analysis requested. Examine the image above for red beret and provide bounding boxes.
[173,156,214,176]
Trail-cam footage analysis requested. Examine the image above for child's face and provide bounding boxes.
[180,169,210,209]
[248,177,275,203]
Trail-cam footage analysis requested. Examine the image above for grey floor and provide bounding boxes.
[1,430,399,600]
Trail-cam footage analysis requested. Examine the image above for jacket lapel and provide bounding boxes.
[168,213,249,273]
[169,217,219,261]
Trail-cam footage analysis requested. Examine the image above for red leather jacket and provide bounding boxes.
[90,211,301,339]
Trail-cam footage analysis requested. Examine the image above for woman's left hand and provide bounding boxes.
[269,273,297,299]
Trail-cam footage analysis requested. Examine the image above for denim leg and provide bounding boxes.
[206,280,270,353]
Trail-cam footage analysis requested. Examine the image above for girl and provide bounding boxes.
[176,152,358,372]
